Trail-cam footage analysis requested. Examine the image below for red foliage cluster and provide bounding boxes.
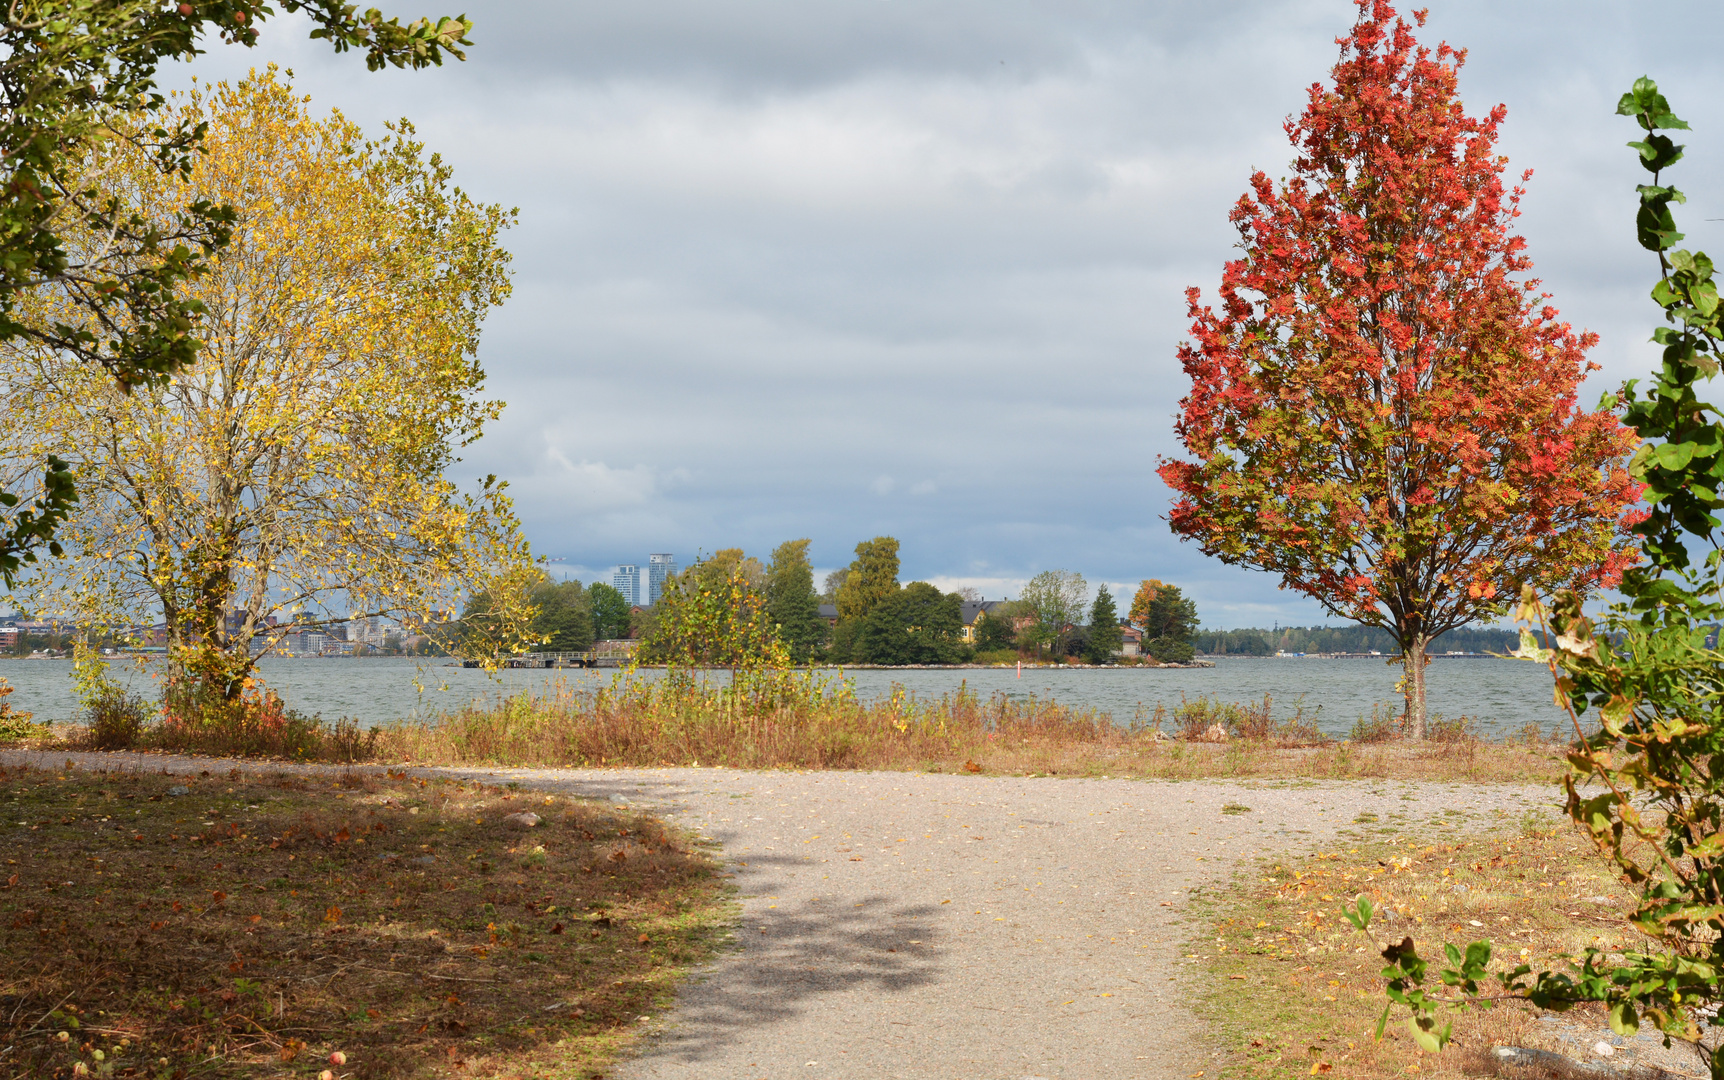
[1159,0,1639,660]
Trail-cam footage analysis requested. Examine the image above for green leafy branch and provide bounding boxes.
[1358,78,1724,1080]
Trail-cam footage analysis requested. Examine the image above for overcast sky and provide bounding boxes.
[166,1,1724,628]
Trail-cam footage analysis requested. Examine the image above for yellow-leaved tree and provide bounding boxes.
[1,68,537,706]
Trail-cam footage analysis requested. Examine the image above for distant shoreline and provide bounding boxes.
[526,661,1222,671]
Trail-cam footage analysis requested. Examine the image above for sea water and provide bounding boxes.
[0,654,1571,740]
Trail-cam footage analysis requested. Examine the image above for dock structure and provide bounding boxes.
[466,640,640,670]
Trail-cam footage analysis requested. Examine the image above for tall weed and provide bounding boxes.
[385,672,1131,771]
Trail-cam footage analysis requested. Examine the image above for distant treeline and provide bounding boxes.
[1195,624,1543,656]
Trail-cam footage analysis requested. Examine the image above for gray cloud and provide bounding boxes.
[165,1,1724,628]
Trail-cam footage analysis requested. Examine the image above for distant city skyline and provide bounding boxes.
[572,554,680,607]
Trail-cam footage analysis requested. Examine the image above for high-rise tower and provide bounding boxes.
[647,553,677,606]
[612,564,641,607]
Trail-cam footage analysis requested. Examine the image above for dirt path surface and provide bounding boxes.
[0,750,1557,1079]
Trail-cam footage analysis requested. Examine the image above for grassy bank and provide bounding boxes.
[0,760,733,1079]
[1189,814,1657,1080]
[368,677,1567,784]
[17,671,1572,783]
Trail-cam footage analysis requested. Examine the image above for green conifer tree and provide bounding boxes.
[1084,584,1124,663]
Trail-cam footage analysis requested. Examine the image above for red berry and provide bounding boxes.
[178,3,192,13]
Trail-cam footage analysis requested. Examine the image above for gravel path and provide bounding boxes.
[0,750,1559,1079]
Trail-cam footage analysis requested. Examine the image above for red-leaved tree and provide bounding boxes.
[1157,0,1641,736]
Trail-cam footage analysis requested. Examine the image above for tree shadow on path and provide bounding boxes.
[498,771,947,1066]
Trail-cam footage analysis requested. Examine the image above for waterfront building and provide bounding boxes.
[958,600,1005,642]
[648,553,677,606]
[613,564,641,606]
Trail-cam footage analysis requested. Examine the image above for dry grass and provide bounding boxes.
[373,680,1569,784]
[0,760,732,1079]
[1189,812,1688,1080]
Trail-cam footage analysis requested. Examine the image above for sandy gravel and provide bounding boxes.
[0,750,1560,1079]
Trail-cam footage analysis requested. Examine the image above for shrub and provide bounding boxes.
[0,678,46,742]
[1273,700,1326,746]
[154,680,372,760]
[85,687,148,749]
[1423,713,1477,745]
[1173,695,1239,740]
[1228,695,1326,746]
[1348,702,1403,743]
[1229,696,1275,740]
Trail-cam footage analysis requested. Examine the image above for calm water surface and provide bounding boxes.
[0,655,1569,739]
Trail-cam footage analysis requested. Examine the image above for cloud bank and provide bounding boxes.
[165,0,1724,627]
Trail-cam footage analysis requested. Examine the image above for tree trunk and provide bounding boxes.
[1403,633,1430,739]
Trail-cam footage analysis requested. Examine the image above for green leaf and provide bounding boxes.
[1657,441,1698,470]
[1375,1001,1391,1040]
[1408,1018,1442,1053]
[1609,1000,1639,1037]
[1693,280,1719,317]
[1342,895,1373,930]
[1640,202,1686,251]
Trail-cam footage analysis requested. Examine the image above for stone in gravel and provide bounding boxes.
[166,786,189,797]
[504,812,541,829]
[1593,1041,1616,1057]
[411,856,436,866]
